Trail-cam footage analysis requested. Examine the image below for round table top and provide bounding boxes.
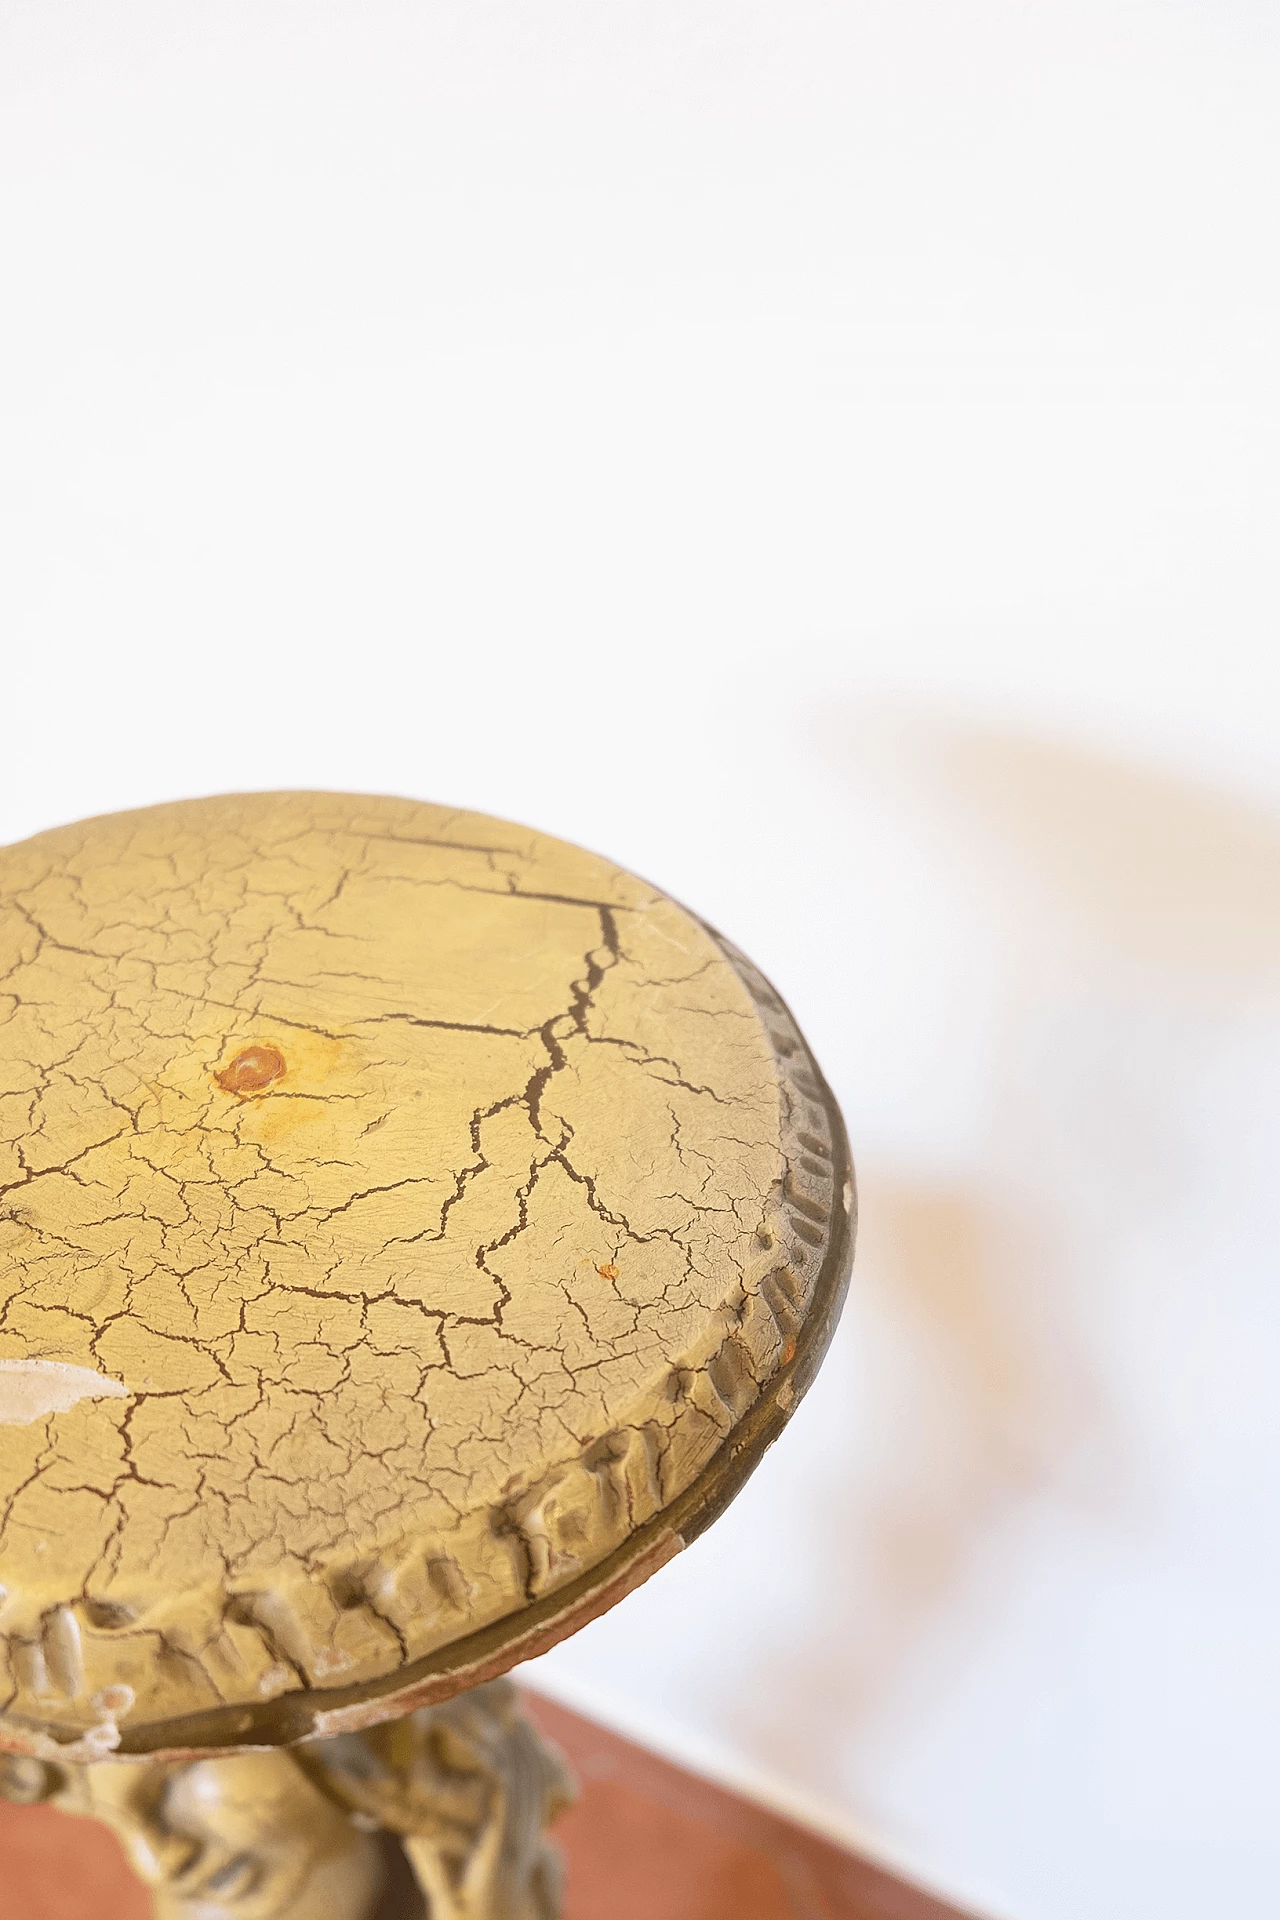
[0,793,852,1760]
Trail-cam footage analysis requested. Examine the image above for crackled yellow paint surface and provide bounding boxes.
[0,793,838,1747]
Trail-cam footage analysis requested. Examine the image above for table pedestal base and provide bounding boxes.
[0,1679,574,1920]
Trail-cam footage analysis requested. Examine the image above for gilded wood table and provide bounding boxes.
[0,792,853,1919]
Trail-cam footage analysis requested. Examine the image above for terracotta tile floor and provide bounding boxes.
[0,1692,974,1920]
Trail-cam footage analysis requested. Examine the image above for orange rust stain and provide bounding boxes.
[215,1043,286,1096]
[598,1264,620,1281]
[781,1337,797,1365]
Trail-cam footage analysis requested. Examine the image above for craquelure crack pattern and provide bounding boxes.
[0,793,847,1755]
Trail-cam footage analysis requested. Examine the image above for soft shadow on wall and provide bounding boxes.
[726,710,1280,1831]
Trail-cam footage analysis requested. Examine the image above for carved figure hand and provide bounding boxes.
[304,1680,575,1920]
[1,1746,386,1920]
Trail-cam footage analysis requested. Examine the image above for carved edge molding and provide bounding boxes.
[0,927,855,1764]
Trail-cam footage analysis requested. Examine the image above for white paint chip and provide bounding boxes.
[0,1360,128,1426]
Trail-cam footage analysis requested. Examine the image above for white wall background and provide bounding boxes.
[2,5,1277,1917]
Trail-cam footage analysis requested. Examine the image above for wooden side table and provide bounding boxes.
[0,792,854,1919]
